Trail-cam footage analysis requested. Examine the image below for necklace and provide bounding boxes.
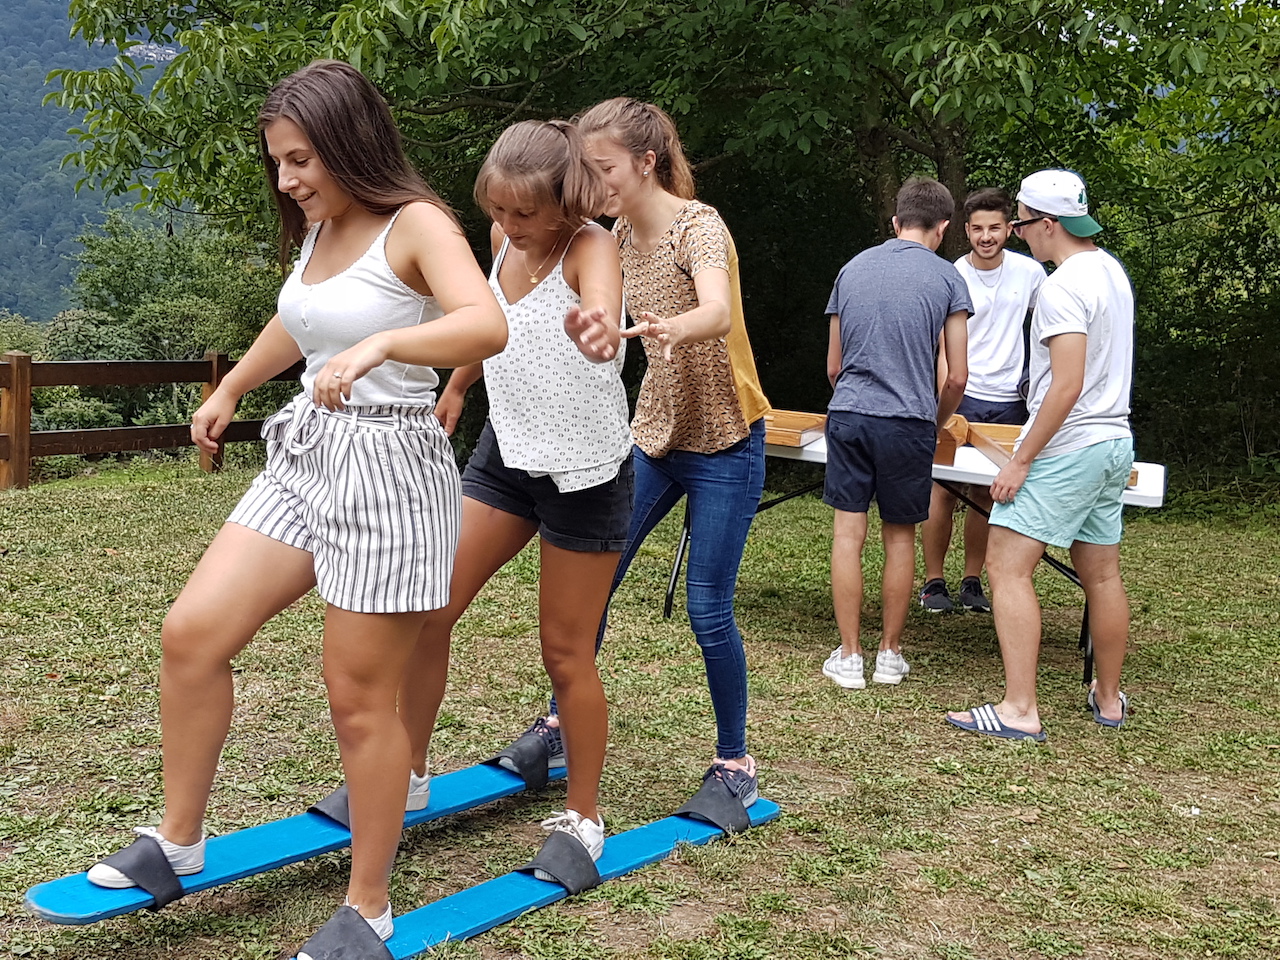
[523,235,565,284]
[969,252,1004,288]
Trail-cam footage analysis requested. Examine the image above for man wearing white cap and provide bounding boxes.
[947,169,1134,741]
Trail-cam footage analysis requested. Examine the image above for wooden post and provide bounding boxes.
[199,352,231,473]
[0,351,32,490]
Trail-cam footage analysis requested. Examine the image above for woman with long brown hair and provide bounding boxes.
[84,60,506,946]
[557,98,771,812]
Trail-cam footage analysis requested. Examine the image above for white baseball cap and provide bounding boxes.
[1016,169,1102,237]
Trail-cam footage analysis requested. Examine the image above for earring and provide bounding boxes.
[643,171,650,177]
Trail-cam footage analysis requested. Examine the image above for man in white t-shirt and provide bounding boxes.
[920,188,1046,615]
[947,169,1135,742]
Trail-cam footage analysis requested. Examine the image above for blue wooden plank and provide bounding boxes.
[26,761,566,925]
[383,799,781,958]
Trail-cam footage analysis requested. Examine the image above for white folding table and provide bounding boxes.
[766,437,1167,509]
[664,436,1166,684]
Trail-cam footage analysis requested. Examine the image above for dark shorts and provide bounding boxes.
[823,411,936,524]
[461,421,633,552]
[957,394,1027,425]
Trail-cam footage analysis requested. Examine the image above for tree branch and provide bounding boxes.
[397,96,534,117]
[883,123,939,161]
[692,153,731,174]
[872,63,939,144]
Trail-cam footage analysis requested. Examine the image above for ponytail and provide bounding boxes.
[576,97,695,200]
[474,119,609,227]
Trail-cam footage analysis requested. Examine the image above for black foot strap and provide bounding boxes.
[486,733,550,791]
[675,775,751,835]
[98,836,184,909]
[517,830,601,894]
[296,905,393,960]
[309,784,351,829]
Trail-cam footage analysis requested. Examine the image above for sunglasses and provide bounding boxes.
[1010,215,1058,234]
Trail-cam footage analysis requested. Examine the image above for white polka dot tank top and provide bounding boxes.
[483,234,632,492]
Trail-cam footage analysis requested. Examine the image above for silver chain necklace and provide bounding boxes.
[969,252,1004,288]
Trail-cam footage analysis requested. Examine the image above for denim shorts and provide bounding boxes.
[989,437,1134,547]
[823,411,936,524]
[461,420,633,552]
[957,394,1027,425]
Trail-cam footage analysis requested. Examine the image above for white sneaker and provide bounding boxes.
[343,898,393,942]
[822,648,865,689]
[871,648,910,685]
[87,826,205,888]
[406,769,431,811]
[533,809,604,881]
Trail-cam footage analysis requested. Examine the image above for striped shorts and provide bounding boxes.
[227,394,461,614]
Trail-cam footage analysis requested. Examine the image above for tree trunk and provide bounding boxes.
[936,123,969,261]
[859,126,901,241]
[855,80,901,241]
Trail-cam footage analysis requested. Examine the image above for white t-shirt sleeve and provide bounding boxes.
[1028,263,1047,310]
[1033,280,1091,342]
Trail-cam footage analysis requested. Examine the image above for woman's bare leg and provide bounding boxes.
[538,541,617,821]
[157,524,316,845]
[399,499,537,774]
[324,607,428,917]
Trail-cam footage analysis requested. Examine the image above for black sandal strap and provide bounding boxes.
[296,905,393,960]
[675,772,751,835]
[98,836,185,909]
[487,733,550,791]
[517,830,601,894]
[309,784,352,829]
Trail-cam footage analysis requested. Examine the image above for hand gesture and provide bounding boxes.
[433,390,464,436]
[191,390,238,455]
[564,305,618,362]
[312,334,391,411]
[621,310,680,361]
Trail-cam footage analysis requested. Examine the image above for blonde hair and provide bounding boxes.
[576,98,695,200]
[474,119,608,228]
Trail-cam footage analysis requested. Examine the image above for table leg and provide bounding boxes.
[1079,601,1093,687]
[936,480,1089,674]
[756,480,823,513]
[664,506,691,619]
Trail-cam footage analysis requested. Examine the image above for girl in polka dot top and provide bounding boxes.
[399,119,630,872]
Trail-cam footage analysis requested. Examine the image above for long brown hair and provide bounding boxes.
[473,119,608,230]
[576,97,695,200]
[257,59,452,269]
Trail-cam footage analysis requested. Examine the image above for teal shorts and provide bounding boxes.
[989,437,1134,548]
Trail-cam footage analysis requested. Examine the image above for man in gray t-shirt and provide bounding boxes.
[826,243,972,421]
[820,176,970,692]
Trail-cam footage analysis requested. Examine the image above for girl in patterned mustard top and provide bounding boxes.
[572,97,771,811]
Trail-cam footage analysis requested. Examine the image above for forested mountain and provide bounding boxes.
[0,0,117,321]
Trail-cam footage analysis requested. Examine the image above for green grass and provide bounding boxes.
[1,461,1279,958]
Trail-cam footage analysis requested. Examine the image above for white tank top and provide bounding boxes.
[278,208,445,408]
[483,235,631,492]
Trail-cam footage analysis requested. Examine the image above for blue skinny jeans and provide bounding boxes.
[550,420,765,760]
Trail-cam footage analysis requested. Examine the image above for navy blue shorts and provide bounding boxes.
[823,411,936,524]
[957,395,1026,425]
[461,421,633,553]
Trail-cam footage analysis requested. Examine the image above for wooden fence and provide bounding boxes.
[0,351,303,490]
